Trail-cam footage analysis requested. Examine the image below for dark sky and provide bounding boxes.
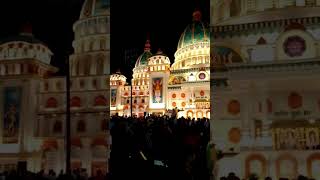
[0,0,209,78]
[0,0,84,75]
[111,0,210,80]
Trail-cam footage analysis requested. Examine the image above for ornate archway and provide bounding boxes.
[196,111,203,119]
[187,110,193,118]
[245,154,267,179]
[307,153,320,179]
[276,154,298,179]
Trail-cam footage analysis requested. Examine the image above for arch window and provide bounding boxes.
[306,0,316,6]
[77,120,86,133]
[247,0,257,11]
[230,0,241,17]
[94,95,107,106]
[101,119,108,131]
[46,97,58,108]
[70,96,81,107]
[53,120,62,134]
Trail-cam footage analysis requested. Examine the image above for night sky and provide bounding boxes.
[0,0,84,75]
[111,0,210,80]
[0,0,209,79]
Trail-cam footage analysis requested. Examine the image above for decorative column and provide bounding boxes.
[57,139,65,173]
[238,82,253,150]
[257,82,273,148]
[81,138,92,175]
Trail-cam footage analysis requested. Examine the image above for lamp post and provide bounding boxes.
[65,56,71,173]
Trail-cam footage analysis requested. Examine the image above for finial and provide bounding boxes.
[156,48,163,54]
[20,21,33,35]
[144,34,151,51]
[192,8,202,21]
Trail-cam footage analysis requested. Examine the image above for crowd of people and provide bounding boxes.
[109,114,211,180]
[1,114,317,180]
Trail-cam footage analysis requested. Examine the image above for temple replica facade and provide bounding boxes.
[110,10,210,119]
[210,0,320,179]
[0,0,110,176]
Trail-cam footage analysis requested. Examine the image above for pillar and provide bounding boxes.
[81,138,92,175]
[57,139,65,173]
[257,82,273,148]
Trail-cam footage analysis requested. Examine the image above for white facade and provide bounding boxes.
[211,1,320,179]
[0,0,110,176]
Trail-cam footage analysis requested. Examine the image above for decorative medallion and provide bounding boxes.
[182,102,186,107]
[200,90,205,96]
[288,92,302,109]
[228,127,241,144]
[283,36,306,57]
[199,72,206,80]
[172,102,176,107]
[181,93,186,98]
[172,93,176,98]
[228,100,240,115]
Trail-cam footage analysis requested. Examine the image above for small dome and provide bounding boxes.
[177,10,210,50]
[152,48,168,57]
[79,0,109,20]
[135,40,153,68]
[0,23,47,47]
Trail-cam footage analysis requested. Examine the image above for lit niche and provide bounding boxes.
[188,73,196,81]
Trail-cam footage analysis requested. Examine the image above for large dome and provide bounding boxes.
[79,0,109,20]
[177,10,210,50]
[135,40,153,68]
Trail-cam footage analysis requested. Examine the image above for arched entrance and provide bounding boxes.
[245,154,267,179]
[187,110,193,118]
[196,111,203,119]
[276,154,298,179]
[307,153,320,179]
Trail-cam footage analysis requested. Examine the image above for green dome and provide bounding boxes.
[135,40,153,68]
[177,10,210,49]
[135,51,153,67]
[80,0,109,20]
